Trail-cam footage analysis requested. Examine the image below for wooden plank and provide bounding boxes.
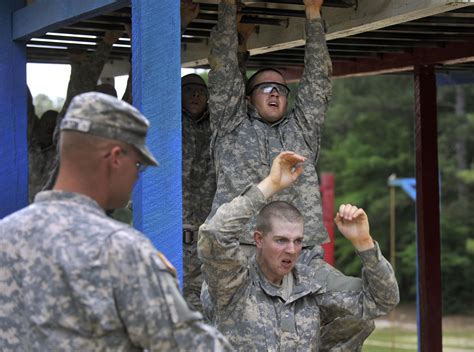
[131,0,183,282]
[13,0,130,41]
[413,64,442,352]
[182,0,473,67]
[0,0,28,218]
[331,41,474,77]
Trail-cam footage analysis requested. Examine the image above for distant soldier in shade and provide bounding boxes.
[28,109,58,202]
[0,92,232,351]
[180,0,255,312]
[181,73,216,312]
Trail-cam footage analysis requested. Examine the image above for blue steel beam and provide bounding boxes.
[0,0,28,219]
[131,0,183,283]
[12,0,130,41]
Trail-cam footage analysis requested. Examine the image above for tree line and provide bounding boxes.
[319,75,473,314]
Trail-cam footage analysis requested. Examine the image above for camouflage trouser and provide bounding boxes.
[183,241,204,314]
[239,244,375,352]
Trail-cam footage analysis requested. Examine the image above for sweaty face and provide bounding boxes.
[255,218,304,285]
[249,71,288,123]
[182,83,208,119]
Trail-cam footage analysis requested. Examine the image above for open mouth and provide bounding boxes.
[281,259,293,269]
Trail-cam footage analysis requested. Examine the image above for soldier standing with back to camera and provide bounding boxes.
[0,92,232,351]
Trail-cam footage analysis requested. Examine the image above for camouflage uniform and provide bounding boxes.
[182,109,216,312]
[198,185,400,351]
[0,192,232,351]
[209,3,374,352]
[208,4,376,350]
[208,2,332,246]
[28,141,55,203]
[0,92,233,351]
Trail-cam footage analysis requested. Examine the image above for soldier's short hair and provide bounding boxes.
[256,201,304,235]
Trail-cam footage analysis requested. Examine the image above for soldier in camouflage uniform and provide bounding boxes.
[181,73,216,312]
[0,92,232,351]
[208,0,330,248]
[28,110,58,203]
[198,151,399,351]
[180,1,215,313]
[180,0,254,313]
[207,1,376,350]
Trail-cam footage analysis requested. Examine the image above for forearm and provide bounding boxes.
[293,17,332,139]
[208,1,238,72]
[358,242,400,316]
[305,3,322,19]
[85,40,114,79]
[208,0,246,134]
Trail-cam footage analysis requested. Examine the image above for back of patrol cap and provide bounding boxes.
[60,92,158,166]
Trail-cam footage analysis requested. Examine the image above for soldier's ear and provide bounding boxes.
[254,231,263,248]
[107,145,123,170]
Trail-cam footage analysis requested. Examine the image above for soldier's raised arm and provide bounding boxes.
[198,152,306,312]
[318,205,399,324]
[208,0,247,135]
[292,0,332,159]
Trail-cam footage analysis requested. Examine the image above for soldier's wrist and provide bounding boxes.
[352,235,374,252]
[257,177,278,199]
[305,6,321,19]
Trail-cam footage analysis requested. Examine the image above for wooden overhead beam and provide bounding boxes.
[13,0,130,41]
[331,41,474,78]
[182,0,473,67]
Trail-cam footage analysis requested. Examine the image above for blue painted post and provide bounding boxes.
[0,0,28,219]
[131,0,183,283]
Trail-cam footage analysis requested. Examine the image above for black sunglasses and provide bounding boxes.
[249,82,290,97]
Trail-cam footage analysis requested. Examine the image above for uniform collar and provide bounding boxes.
[250,257,324,303]
[34,190,105,216]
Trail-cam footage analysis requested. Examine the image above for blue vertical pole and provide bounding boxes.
[131,0,183,283]
[0,0,28,219]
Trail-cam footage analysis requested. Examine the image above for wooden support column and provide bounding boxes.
[321,173,335,265]
[131,0,183,282]
[414,65,442,352]
[0,0,28,218]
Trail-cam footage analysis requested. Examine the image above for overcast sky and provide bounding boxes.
[27,63,197,100]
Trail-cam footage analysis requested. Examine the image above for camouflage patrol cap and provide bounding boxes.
[61,92,158,166]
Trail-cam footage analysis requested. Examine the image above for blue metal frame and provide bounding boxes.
[13,0,130,40]
[0,0,28,219]
[131,0,183,283]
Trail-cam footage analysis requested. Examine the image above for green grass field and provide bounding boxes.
[362,327,474,352]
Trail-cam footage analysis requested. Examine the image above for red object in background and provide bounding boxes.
[321,173,335,265]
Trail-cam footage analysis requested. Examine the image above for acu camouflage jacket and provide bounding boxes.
[208,2,332,246]
[198,185,400,351]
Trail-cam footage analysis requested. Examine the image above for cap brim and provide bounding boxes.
[136,145,159,167]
